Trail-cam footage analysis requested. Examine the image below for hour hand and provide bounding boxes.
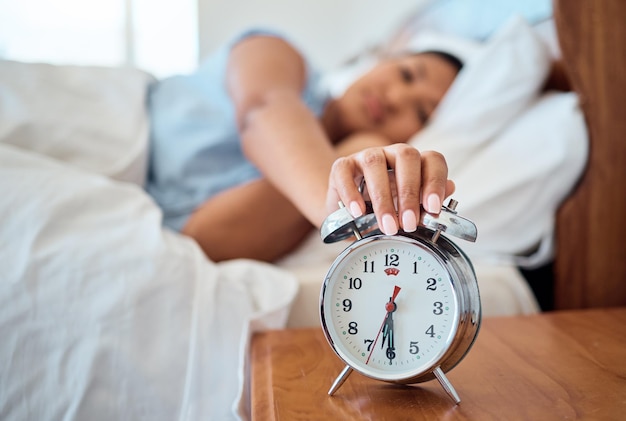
[382,305,396,363]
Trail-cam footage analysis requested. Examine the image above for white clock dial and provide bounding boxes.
[321,235,460,382]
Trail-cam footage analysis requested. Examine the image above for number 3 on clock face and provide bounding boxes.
[321,235,460,382]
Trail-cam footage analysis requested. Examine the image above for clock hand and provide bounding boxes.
[366,285,401,365]
[384,308,396,364]
[385,285,401,313]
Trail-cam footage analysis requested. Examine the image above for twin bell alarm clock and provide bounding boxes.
[319,196,481,404]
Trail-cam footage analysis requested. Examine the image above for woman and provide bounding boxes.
[146,30,461,262]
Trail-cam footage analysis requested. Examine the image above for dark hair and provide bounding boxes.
[419,50,464,73]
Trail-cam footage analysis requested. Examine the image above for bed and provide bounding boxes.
[1,0,624,420]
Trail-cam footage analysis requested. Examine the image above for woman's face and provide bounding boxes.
[329,53,459,143]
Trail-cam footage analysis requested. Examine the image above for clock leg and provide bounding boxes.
[328,365,353,396]
[433,366,461,404]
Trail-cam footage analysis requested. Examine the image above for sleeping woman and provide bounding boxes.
[145,30,463,262]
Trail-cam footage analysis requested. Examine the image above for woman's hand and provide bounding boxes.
[326,144,455,235]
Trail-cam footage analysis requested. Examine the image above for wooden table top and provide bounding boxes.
[250,307,626,420]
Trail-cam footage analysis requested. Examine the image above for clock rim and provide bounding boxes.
[319,230,481,384]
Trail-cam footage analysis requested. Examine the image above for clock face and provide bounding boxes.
[321,235,460,382]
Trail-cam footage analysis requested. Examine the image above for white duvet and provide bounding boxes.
[0,62,297,421]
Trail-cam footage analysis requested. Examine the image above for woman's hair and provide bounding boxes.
[419,50,464,72]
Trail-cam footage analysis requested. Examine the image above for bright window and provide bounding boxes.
[0,0,198,78]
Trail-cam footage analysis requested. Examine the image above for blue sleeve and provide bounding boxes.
[146,28,329,232]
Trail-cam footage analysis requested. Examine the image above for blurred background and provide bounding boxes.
[0,0,429,79]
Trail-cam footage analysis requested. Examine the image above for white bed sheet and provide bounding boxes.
[0,143,298,421]
[0,61,300,420]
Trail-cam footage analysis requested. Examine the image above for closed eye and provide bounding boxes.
[400,66,413,83]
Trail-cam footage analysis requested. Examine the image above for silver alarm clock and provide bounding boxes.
[319,198,481,403]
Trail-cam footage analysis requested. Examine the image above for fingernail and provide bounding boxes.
[381,214,398,235]
[402,210,417,232]
[426,194,441,214]
[349,201,363,218]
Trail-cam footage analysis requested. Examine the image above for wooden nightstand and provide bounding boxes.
[250,308,626,420]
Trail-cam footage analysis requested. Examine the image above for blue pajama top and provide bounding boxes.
[145,30,330,231]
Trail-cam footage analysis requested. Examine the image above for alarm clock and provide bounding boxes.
[319,198,480,404]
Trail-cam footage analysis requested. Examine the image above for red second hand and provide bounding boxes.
[366,285,401,364]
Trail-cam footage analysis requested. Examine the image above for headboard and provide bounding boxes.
[553,0,626,309]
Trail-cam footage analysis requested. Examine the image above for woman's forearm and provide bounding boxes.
[182,132,396,262]
[227,35,336,227]
[239,91,336,227]
[182,178,313,262]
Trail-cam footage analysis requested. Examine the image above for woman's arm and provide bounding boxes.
[181,132,395,262]
[182,132,453,262]
[227,35,336,228]
[226,35,453,236]
[182,177,313,262]
[182,34,333,262]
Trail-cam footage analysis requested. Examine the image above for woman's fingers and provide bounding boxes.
[326,155,368,219]
[359,147,397,235]
[417,149,451,213]
[327,144,453,235]
[386,145,422,233]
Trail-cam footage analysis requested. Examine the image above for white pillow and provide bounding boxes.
[411,16,552,170]
[410,16,587,267]
[448,92,588,267]
[0,60,154,185]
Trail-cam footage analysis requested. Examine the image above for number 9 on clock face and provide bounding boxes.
[320,235,461,382]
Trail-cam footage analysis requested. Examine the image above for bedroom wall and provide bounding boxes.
[196,0,429,71]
